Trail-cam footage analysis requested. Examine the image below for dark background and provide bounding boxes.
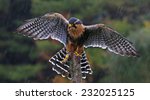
[0,0,150,83]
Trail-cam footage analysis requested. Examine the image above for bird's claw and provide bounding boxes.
[61,54,69,63]
[74,51,82,57]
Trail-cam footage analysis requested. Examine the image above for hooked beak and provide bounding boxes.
[68,24,77,28]
[68,24,72,27]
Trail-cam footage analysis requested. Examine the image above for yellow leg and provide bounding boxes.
[74,51,82,57]
[74,47,82,57]
[61,54,69,63]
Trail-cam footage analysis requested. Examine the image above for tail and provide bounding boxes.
[49,47,71,79]
[49,47,93,80]
[80,51,93,79]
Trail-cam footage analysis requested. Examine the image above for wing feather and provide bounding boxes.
[84,24,139,57]
[17,13,68,46]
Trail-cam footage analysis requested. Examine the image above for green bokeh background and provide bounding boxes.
[0,0,150,82]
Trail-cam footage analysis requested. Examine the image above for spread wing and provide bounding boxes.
[84,24,138,57]
[17,13,68,46]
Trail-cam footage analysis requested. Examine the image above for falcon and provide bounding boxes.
[17,13,139,80]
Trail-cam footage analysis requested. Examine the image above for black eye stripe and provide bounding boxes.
[73,24,77,28]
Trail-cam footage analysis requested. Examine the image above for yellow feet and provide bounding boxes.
[74,51,82,57]
[61,54,69,63]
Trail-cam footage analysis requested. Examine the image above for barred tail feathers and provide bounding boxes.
[49,47,93,80]
[49,47,71,79]
[80,51,93,79]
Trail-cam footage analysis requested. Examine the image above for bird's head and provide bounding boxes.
[68,17,84,38]
[68,17,83,28]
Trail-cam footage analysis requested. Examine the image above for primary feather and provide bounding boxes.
[84,24,138,57]
[17,13,68,46]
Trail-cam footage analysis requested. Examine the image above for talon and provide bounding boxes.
[61,54,69,63]
[74,51,82,57]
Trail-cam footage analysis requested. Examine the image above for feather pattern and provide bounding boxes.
[17,13,68,46]
[80,51,93,79]
[49,47,71,79]
[84,24,138,57]
[49,47,92,80]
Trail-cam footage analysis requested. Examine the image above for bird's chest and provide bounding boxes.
[67,24,85,46]
[68,28,84,39]
[67,33,85,47]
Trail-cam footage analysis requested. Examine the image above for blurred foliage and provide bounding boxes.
[0,0,9,12]
[104,19,134,36]
[0,64,42,82]
[0,0,150,82]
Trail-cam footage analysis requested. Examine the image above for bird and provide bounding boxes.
[17,13,139,80]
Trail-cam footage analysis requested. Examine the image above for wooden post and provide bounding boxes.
[69,54,82,83]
